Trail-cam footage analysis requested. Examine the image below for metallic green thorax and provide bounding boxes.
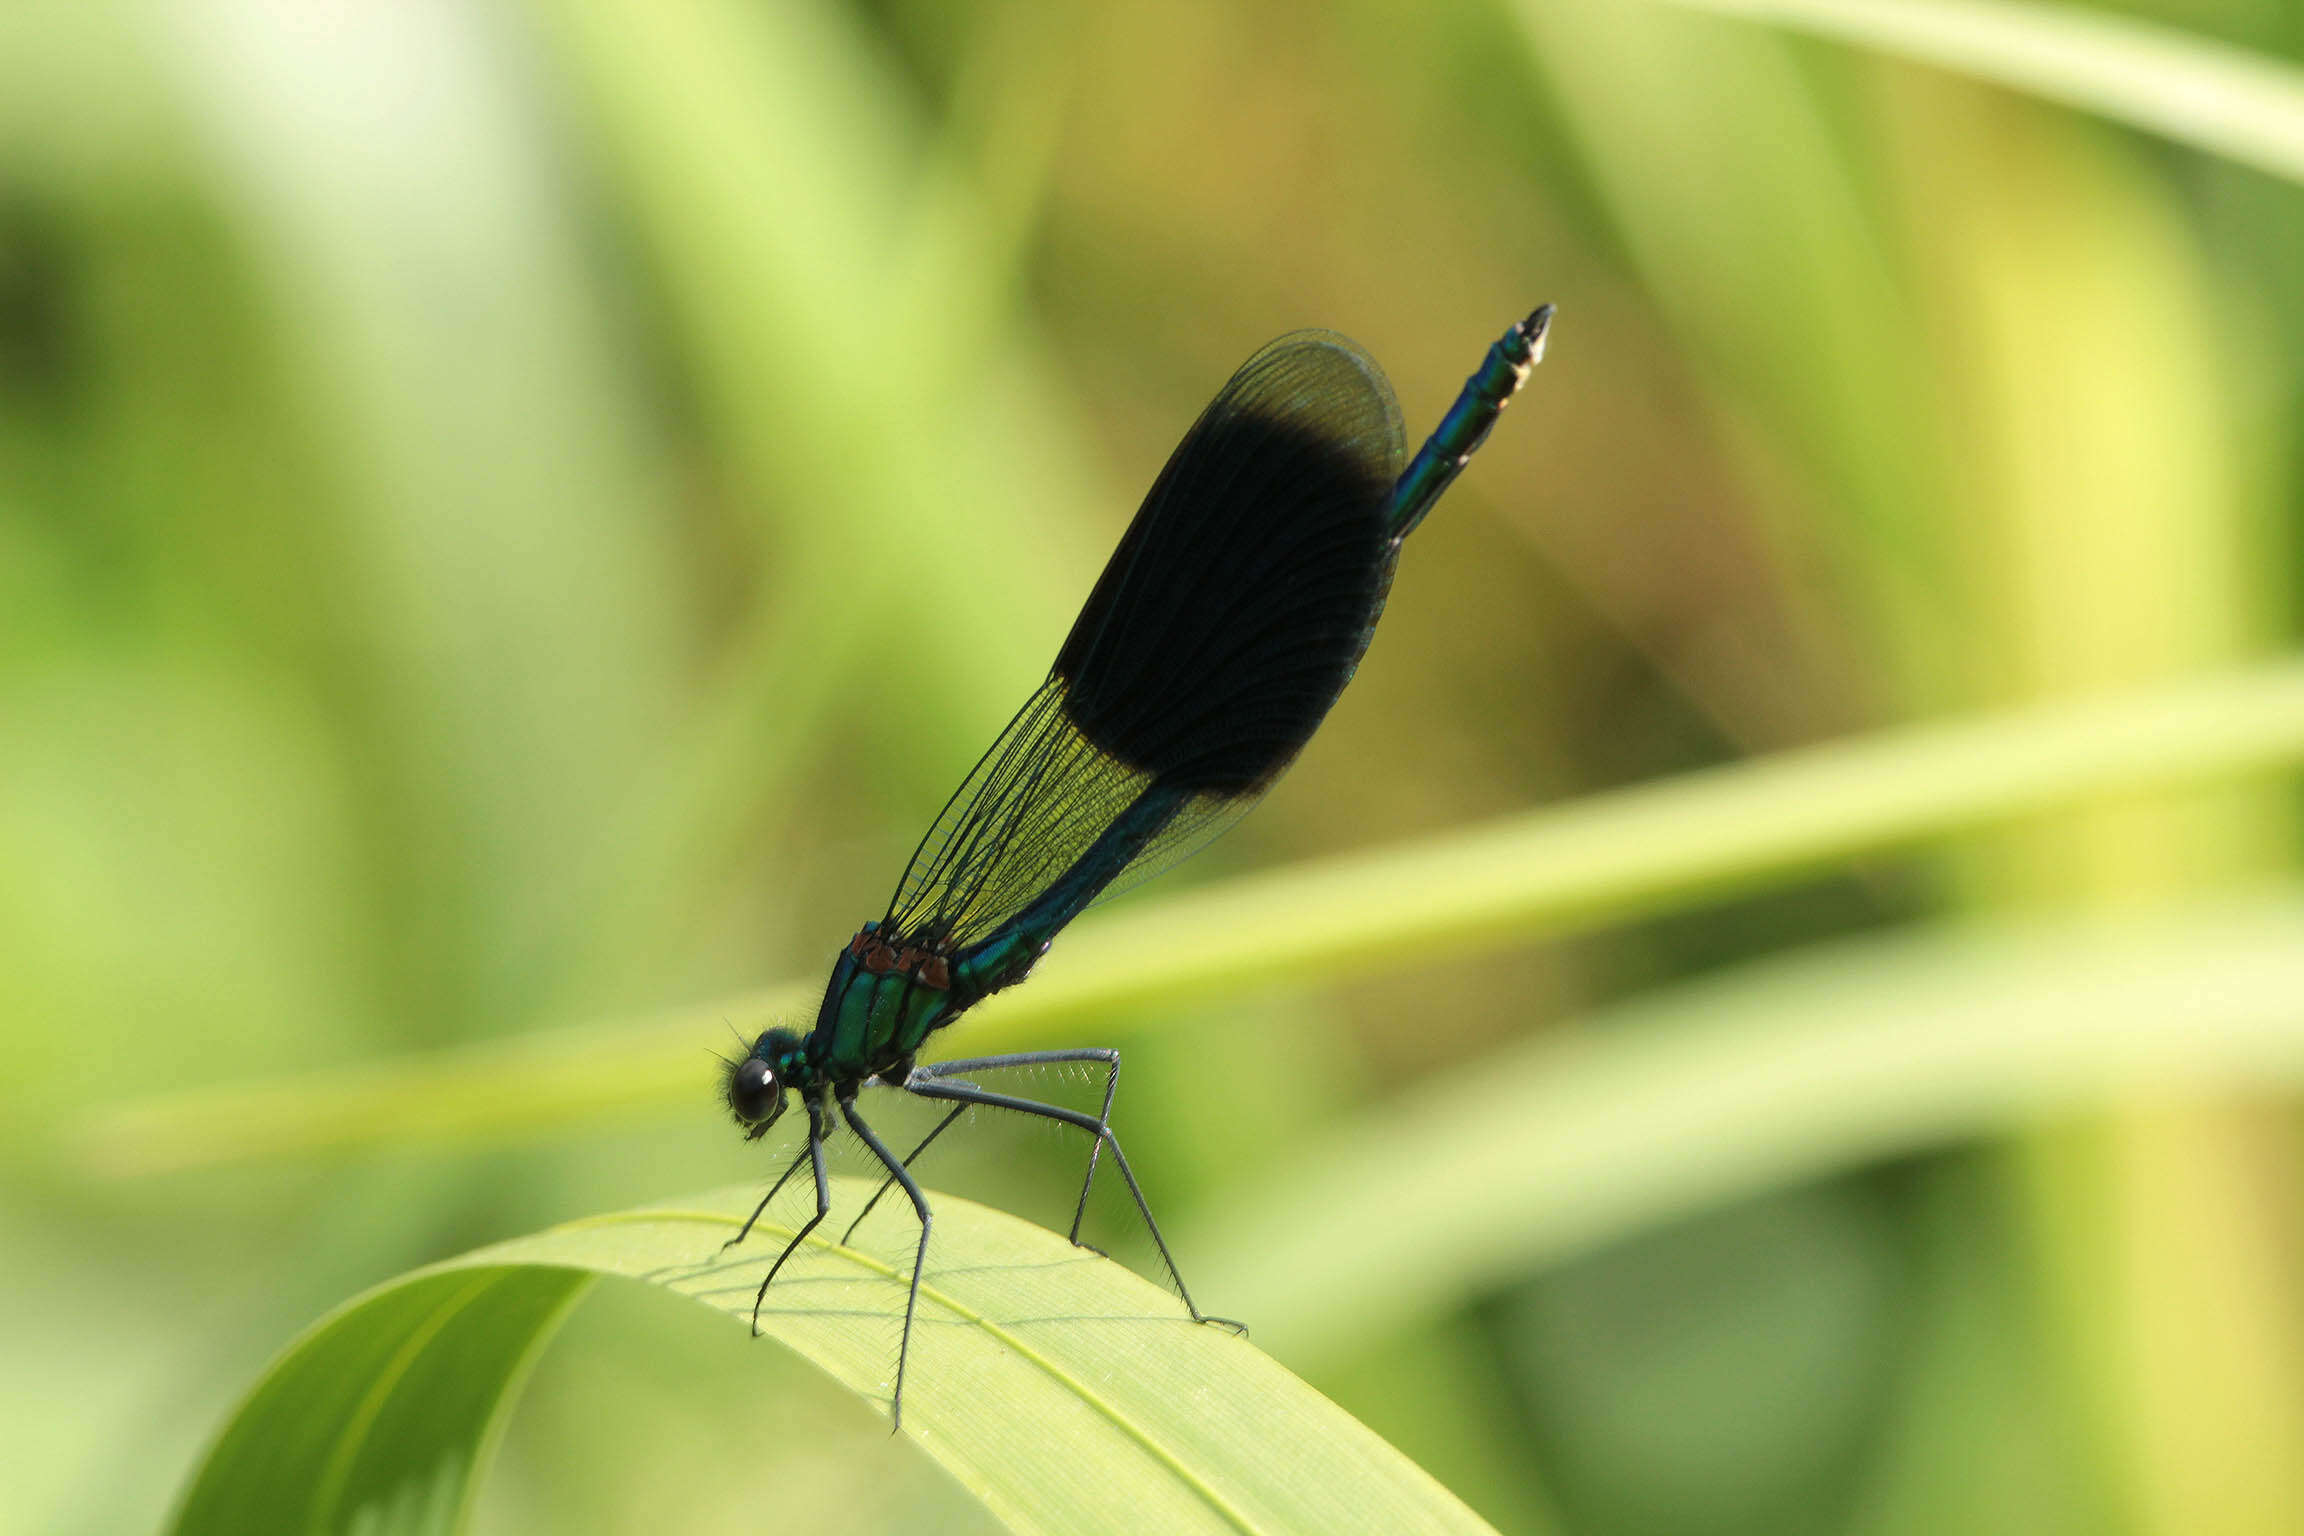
[808,922,1009,1075]
[805,784,1189,1080]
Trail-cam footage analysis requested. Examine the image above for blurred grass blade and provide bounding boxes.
[1656,0,2304,184]
[1037,659,2304,1021]
[525,0,1096,1009]
[1193,893,2304,1365]
[170,1184,1494,1536]
[1513,0,1945,698]
[70,657,2304,1174]
[157,0,689,1025]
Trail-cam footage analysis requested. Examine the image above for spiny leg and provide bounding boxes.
[916,1050,1120,1245]
[748,1098,831,1336]
[903,1074,1243,1333]
[726,1137,813,1251]
[840,1101,966,1245]
[839,1093,933,1432]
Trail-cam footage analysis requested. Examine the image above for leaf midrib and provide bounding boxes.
[307,1270,499,1534]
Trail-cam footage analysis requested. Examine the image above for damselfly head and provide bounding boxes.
[725,1027,805,1137]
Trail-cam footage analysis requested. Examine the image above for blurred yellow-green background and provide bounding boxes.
[14,0,2304,1531]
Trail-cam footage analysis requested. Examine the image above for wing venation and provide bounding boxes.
[885,332,1407,949]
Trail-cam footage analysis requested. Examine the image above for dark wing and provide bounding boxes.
[883,331,1406,949]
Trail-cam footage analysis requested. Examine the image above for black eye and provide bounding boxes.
[727,1057,779,1126]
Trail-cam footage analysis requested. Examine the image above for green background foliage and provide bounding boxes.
[12,0,2304,1531]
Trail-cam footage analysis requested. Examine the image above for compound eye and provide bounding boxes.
[727,1057,779,1125]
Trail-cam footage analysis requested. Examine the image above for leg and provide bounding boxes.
[840,1101,966,1245]
[914,1050,1121,1244]
[839,1093,933,1432]
[726,1137,812,1250]
[902,1074,1242,1333]
[747,1098,831,1336]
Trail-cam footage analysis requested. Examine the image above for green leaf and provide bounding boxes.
[1650,0,2304,185]
[71,658,2304,1174]
[170,1268,594,1536]
[169,1182,1494,1536]
[1190,892,2304,1364]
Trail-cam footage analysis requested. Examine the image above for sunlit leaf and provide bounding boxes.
[1655,0,2304,184]
[169,1183,1494,1536]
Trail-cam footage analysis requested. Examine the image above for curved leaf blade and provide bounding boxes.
[170,1183,1494,1536]
[1653,0,2304,186]
[1192,893,2304,1363]
[170,1267,593,1536]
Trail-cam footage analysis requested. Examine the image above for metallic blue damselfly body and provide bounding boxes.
[723,305,1553,1427]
